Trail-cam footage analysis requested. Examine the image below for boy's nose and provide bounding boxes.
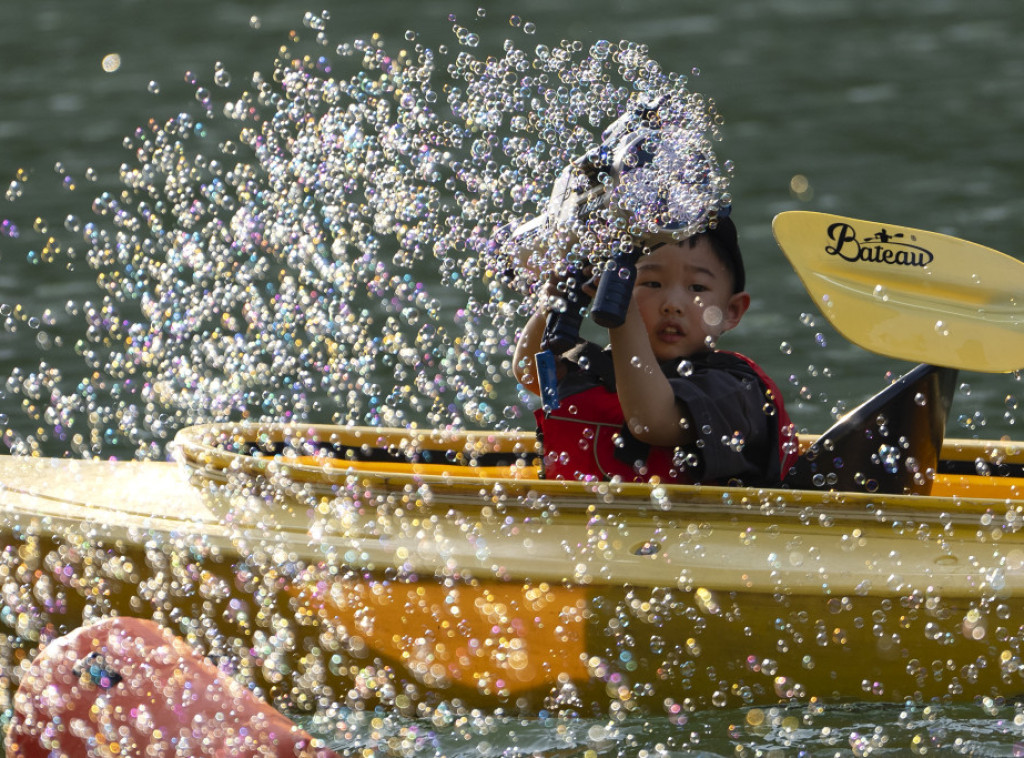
[661,299,682,314]
[660,289,689,314]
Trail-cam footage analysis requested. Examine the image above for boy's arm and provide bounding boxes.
[513,269,585,394]
[512,309,549,395]
[608,299,696,447]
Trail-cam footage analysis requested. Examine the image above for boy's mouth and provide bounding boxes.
[658,323,686,340]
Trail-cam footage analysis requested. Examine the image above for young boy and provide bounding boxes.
[513,215,796,485]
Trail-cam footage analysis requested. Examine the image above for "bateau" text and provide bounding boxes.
[825,222,934,267]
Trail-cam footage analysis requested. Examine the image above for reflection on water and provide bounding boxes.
[298,701,1024,756]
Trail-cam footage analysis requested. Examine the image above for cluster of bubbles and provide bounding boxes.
[613,108,732,238]
[0,9,726,461]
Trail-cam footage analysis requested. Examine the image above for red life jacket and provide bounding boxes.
[534,351,797,485]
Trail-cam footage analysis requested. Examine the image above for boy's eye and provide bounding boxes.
[637,279,660,288]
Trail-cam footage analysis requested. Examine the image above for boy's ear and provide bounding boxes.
[722,291,751,333]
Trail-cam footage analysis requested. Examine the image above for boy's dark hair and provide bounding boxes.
[687,215,745,293]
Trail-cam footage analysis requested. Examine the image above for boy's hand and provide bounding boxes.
[538,263,594,354]
[544,264,593,299]
[538,264,593,311]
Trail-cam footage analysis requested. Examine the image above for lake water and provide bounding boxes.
[2,0,1024,754]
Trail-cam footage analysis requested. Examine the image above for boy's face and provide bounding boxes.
[632,237,751,362]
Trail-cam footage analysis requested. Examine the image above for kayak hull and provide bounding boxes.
[181,422,1024,711]
[2,422,1024,716]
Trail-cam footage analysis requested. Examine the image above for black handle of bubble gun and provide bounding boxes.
[590,247,641,328]
[541,266,591,355]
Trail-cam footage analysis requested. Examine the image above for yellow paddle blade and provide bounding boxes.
[772,211,1024,373]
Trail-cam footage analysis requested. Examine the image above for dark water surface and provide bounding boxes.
[2,0,1023,445]
[2,1,1024,754]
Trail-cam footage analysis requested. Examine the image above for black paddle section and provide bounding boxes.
[785,363,959,495]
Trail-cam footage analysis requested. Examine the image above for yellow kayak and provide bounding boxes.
[2,414,1023,714]
[164,405,1024,714]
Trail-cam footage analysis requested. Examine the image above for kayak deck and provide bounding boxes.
[174,420,1024,498]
